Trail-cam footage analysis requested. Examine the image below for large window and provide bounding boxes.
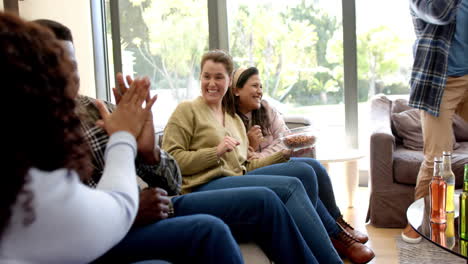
[356,0,415,156]
[100,0,415,175]
[106,0,209,130]
[227,0,346,150]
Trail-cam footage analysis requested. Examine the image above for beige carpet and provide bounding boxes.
[395,235,466,264]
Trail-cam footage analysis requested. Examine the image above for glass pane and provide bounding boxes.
[356,0,415,165]
[227,0,345,150]
[107,0,209,130]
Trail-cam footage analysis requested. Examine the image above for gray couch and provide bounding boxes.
[367,95,468,228]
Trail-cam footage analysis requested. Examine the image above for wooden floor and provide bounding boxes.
[338,187,402,264]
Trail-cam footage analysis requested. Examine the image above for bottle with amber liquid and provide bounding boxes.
[430,157,446,223]
[430,223,447,247]
[442,151,455,213]
[460,164,468,240]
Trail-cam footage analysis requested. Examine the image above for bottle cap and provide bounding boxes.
[443,151,452,156]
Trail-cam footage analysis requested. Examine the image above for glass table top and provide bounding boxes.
[407,191,467,259]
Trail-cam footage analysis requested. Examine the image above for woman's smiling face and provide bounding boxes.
[236,74,263,114]
[200,59,231,106]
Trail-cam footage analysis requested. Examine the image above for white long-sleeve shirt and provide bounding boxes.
[0,131,139,264]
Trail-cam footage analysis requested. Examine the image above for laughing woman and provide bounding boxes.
[163,50,345,264]
[229,66,375,263]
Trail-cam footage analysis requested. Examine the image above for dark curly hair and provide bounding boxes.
[227,67,271,136]
[0,12,90,238]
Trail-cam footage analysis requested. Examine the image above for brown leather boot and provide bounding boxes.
[331,230,375,264]
[337,216,369,243]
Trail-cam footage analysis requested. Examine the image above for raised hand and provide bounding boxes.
[216,136,240,157]
[113,73,159,163]
[247,125,263,150]
[96,77,157,138]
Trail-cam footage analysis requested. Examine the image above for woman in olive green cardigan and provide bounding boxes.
[162,50,342,264]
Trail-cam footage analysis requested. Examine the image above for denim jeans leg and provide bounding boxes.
[194,174,343,264]
[172,187,318,264]
[246,161,319,207]
[93,215,243,264]
[316,199,341,237]
[291,157,342,219]
[248,160,342,237]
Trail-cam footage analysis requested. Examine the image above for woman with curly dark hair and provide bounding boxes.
[0,12,157,263]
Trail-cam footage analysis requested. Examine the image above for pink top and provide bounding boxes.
[247,100,289,159]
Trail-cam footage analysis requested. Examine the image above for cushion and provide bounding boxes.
[391,109,424,150]
[453,114,468,142]
[392,98,412,114]
[391,109,459,150]
[394,142,468,186]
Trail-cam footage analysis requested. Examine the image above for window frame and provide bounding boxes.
[93,0,359,148]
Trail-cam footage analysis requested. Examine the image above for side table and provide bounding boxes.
[316,149,364,208]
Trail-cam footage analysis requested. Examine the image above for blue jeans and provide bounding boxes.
[194,162,343,264]
[291,157,342,219]
[95,187,317,264]
[94,214,242,264]
[247,162,341,239]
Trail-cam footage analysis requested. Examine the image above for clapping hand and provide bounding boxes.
[113,73,160,164]
[95,77,156,138]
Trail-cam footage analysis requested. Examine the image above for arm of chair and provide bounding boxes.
[283,115,311,129]
[369,95,396,189]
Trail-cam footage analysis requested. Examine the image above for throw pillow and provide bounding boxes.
[453,114,468,142]
[391,109,423,150]
[392,98,412,114]
[391,109,460,150]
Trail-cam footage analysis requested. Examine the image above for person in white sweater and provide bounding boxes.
[0,12,239,264]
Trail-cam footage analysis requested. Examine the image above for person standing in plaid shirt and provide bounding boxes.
[402,0,468,243]
[35,19,321,264]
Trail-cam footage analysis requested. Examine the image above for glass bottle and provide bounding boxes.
[445,212,455,249]
[430,223,446,247]
[460,164,468,240]
[461,239,468,257]
[430,157,446,223]
[442,151,455,213]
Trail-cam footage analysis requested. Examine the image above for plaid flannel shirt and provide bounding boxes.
[76,95,182,195]
[409,0,461,117]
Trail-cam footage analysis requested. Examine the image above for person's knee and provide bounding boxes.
[285,176,318,205]
[252,187,283,208]
[284,177,306,193]
[288,163,318,190]
[302,158,322,169]
[189,214,230,236]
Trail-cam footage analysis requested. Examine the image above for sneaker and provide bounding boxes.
[337,216,369,244]
[401,231,422,244]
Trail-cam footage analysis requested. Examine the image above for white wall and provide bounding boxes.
[19,0,96,98]
[0,1,4,11]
